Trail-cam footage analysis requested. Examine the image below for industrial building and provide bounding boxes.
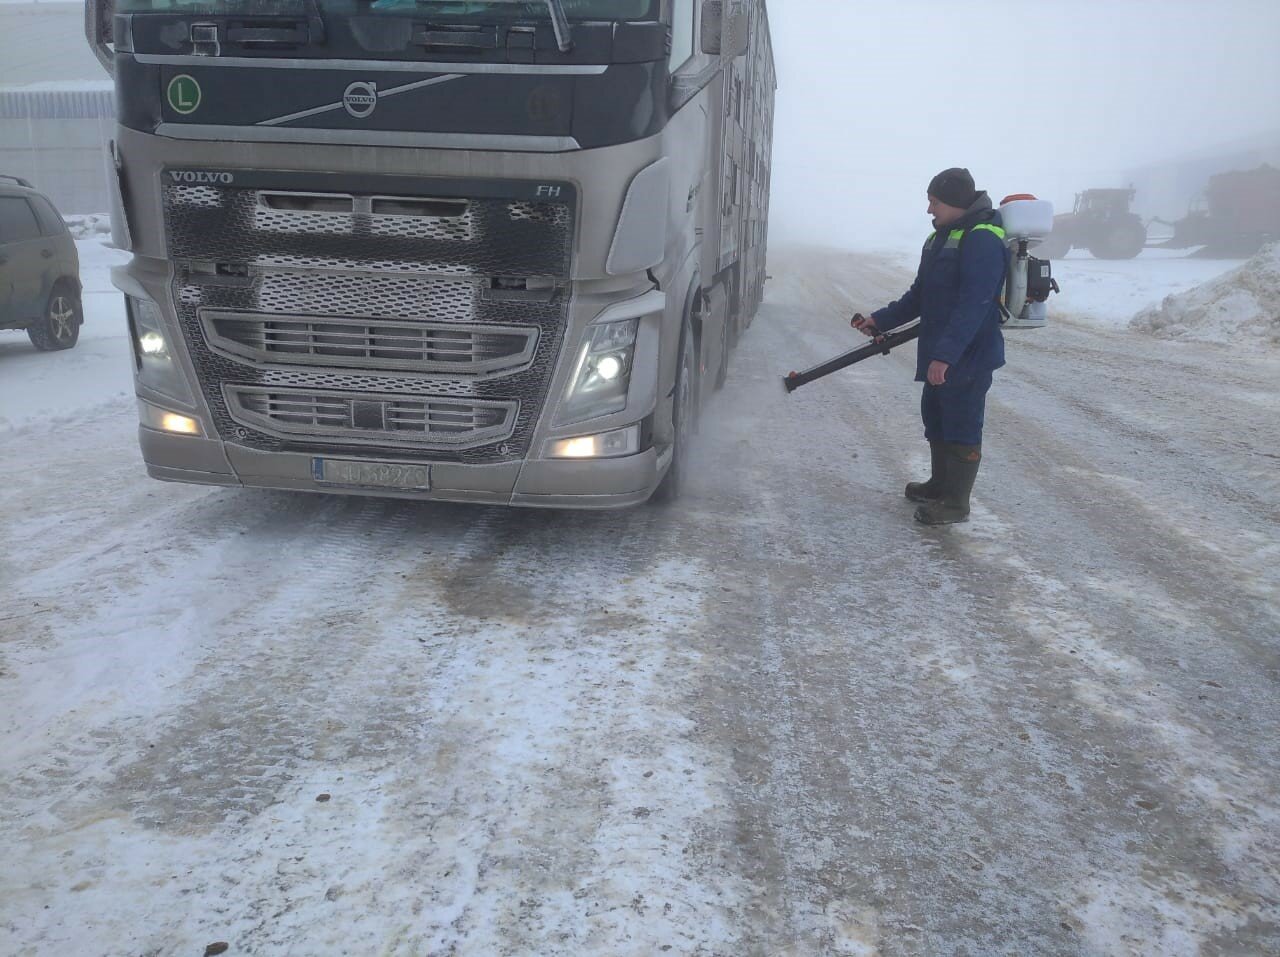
[0,1,115,215]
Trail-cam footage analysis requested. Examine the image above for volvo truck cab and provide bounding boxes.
[88,0,774,506]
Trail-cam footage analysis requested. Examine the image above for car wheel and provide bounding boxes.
[28,282,82,351]
[652,322,696,503]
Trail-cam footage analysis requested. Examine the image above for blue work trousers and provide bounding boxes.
[920,370,994,446]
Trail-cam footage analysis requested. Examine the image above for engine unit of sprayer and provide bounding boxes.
[999,196,1061,329]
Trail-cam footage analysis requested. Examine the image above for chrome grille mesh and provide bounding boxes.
[162,174,574,463]
[202,312,539,376]
[226,386,516,448]
[163,182,572,278]
[507,201,571,226]
[178,272,481,324]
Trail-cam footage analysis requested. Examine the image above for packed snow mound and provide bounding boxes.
[64,214,111,239]
[1129,243,1280,346]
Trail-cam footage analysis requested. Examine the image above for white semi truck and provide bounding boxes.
[86,0,775,507]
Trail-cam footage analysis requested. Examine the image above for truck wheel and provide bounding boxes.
[714,309,730,391]
[652,322,696,503]
[27,282,82,351]
[1089,221,1146,260]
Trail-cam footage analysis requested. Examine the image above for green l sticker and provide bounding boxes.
[167,75,202,115]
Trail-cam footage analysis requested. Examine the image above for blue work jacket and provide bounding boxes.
[872,196,1008,383]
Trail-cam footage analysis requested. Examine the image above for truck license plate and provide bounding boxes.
[312,458,431,491]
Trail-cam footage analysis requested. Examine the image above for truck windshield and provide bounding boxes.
[116,0,656,19]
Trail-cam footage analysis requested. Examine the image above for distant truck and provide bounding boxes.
[86,0,775,507]
[1151,164,1280,257]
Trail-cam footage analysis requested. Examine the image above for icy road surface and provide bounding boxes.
[2,246,1278,956]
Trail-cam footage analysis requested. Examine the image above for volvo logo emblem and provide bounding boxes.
[169,170,234,184]
[343,82,378,119]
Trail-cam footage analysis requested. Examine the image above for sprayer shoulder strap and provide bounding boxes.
[957,223,1007,249]
[926,222,1006,253]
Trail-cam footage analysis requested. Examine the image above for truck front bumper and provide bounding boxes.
[139,426,664,509]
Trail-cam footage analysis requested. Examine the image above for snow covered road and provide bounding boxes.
[2,247,1278,956]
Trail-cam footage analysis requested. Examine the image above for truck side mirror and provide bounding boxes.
[700,1,749,58]
[85,0,115,76]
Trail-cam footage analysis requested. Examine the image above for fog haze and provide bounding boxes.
[769,0,1280,250]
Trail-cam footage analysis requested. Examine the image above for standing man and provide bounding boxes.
[853,168,1008,526]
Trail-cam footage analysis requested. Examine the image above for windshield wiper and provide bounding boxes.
[439,1,571,53]
[407,0,573,53]
[541,0,573,53]
[305,0,327,43]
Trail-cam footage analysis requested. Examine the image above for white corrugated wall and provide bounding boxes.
[0,89,116,215]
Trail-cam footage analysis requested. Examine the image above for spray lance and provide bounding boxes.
[781,315,920,393]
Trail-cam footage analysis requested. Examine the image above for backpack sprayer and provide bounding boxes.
[782,195,1061,393]
[999,194,1060,329]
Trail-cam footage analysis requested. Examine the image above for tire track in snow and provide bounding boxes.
[5,458,757,954]
[682,251,1280,955]
[4,245,1279,956]
[673,292,1081,955]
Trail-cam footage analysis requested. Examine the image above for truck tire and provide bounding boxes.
[652,322,696,504]
[27,282,82,351]
[714,305,730,391]
[1089,221,1146,260]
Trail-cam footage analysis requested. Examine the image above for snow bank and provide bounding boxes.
[1049,251,1242,331]
[64,213,112,239]
[1130,243,1280,346]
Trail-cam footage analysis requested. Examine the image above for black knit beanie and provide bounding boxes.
[928,167,978,209]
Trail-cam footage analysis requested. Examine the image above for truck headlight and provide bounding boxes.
[126,296,194,403]
[558,319,638,424]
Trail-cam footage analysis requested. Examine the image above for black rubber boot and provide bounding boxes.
[914,444,981,525]
[905,441,947,503]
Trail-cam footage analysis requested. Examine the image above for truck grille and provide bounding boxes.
[161,172,576,463]
[226,386,516,448]
[163,182,572,278]
[202,312,539,376]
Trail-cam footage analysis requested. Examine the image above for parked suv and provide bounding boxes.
[0,176,82,351]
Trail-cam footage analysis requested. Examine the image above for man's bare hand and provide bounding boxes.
[851,313,879,336]
[927,360,950,386]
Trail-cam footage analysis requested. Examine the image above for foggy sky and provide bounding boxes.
[768,0,1280,250]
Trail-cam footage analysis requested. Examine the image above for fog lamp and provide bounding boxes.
[161,412,201,435]
[138,399,204,437]
[545,425,640,460]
